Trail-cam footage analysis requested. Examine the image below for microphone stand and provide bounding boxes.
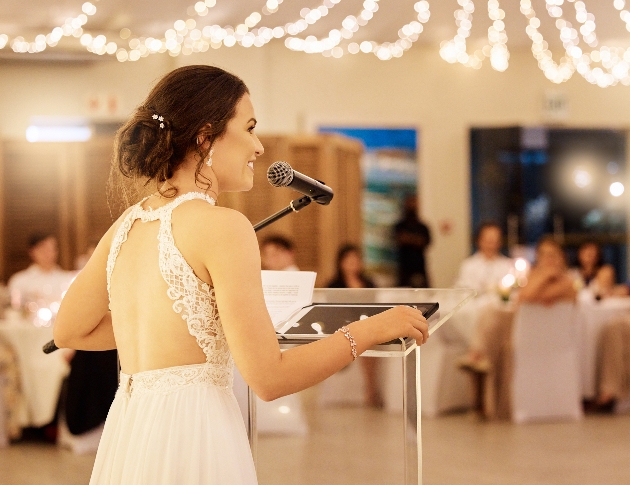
[253,195,312,232]
[43,195,315,354]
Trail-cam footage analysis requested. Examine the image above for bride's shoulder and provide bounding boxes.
[101,205,136,243]
[179,201,256,243]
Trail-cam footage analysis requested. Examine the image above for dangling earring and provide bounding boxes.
[197,136,201,145]
[206,148,214,167]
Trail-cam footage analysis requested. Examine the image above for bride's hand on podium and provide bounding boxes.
[352,306,429,348]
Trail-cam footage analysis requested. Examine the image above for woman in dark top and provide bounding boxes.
[327,244,375,290]
[573,241,615,298]
[327,245,381,407]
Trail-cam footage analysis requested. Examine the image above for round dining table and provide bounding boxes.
[577,296,630,398]
[472,293,630,413]
[0,316,69,428]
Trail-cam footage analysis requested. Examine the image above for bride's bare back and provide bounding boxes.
[109,195,220,374]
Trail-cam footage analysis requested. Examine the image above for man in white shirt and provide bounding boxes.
[8,233,74,307]
[260,235,299,271]
[443,223,514,348]
[455,223,514,295]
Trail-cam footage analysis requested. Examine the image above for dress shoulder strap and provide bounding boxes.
[105,192,216,303]
[105,203,144,301]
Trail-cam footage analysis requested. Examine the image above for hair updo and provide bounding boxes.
[111,65,249,206]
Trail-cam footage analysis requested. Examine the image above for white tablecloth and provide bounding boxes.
[0,319,69,427]
[444,295,630,400]
[577,298,630,398]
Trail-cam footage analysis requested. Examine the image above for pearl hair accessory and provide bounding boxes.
[152,113,165,129]
[206,148,214,167]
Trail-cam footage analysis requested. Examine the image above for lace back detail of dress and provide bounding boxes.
[106,192,233,378]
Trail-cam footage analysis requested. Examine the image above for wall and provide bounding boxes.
[2,44,630,286]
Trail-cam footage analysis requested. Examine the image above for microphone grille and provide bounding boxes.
[267,161,293,187]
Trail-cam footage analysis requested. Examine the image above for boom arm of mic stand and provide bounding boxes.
[253,196,312,232]
[43,196,314,354]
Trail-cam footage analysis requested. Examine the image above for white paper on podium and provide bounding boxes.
[261,270,317,328]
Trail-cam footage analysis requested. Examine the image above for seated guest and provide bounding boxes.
[571,241,616,298]
[460,236,575,419]
[518,236,576,305]
[4,234,73,440]
[326,245,381,407]
[7,233,115,444]
[8,233,74,307]
[260,235,298,271]
[327,244,375,289]
[454,222,513,295]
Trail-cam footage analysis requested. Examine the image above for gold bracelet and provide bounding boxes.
[336,325,357,361]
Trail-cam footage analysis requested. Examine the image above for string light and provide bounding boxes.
[2,0,630,84]
[521,0,575,83]
[1,2,98,54]
[519,0,630,87]
[286,0,430,60]
[116,0,332,61]
[285,0,375,57]
[440,0,508,71]
[368,0,430,60]
[566,1,630,87]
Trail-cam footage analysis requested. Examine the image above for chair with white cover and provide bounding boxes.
[511,302,583,423]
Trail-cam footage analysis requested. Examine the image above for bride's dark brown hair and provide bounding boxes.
[109,65,249,212]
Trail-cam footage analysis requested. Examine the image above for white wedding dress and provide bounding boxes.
[90,192,258,485]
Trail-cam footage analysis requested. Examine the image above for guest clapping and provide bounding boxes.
[518,237,576,305]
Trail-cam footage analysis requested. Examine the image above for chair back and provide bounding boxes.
[511,302,583,423]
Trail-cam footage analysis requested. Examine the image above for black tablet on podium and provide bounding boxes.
[276,302,439,342]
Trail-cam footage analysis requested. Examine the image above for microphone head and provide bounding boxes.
[267,161,294,188]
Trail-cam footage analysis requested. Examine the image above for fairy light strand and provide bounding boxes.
[439,0,509,71]
[1,2,98,54]
[285,0,430,60]
[1,0,630,86]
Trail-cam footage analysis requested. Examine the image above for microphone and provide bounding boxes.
[43,340,59,354]
[267,161,334,205]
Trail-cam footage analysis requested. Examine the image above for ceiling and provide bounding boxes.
[2,0,630,59]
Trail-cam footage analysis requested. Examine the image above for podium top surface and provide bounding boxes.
[312,287,475,333]
[275,288,476,354]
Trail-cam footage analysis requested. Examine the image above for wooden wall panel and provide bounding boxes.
[0,140,4,281]
[2,142,65,279]
[337,143,363,246]
[0,133,362,286]
[81,138,115,249]
[219,134,363,286]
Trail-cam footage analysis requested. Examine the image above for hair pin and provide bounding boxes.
[152,113,165,129]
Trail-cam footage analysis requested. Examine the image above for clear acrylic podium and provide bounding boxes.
[247,288,475,485]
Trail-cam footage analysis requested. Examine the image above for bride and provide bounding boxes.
[53,65,429,485]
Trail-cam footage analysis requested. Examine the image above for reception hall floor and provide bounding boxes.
[2,408,629,485]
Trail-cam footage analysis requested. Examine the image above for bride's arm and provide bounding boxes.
[53,225,116,351]
[202,208,429,402]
